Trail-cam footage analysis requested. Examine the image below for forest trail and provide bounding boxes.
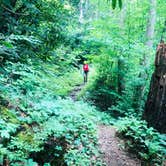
[69,85,141,166]
[98,125,141,166]
[69,84,85,101]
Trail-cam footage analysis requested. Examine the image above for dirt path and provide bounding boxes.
[69,84,84,101]
[98,125,141,166]
[70,85,141,166]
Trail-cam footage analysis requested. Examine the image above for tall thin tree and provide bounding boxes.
[79,0,84,23]
[134,0,156,111]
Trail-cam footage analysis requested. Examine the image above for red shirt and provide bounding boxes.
[83,64,89,71]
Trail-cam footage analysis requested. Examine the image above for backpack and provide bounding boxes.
[83,64,89,71]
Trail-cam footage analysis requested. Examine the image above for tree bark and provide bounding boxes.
[145,0,156,47]
[143,42,166,133]
[3,155,9,166]
[118,57,125,94]
[143,0,156,66]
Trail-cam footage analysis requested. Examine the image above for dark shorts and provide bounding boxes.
[84,71,89,74]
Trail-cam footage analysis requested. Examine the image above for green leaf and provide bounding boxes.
[25,159,38,166]
[1,130,10,139]
[2,41,13,48]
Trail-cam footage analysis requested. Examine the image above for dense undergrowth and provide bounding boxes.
[79,66,166,165]
[82,66,166,165]
[0,62,106,165]
[0,0,166,165]
[115,117,166,165]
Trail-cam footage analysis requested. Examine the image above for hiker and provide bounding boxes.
[83,61,89,83]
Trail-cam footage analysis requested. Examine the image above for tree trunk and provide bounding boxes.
[133,0,156,111]
[3,155,9,166]
[119,0,126,31]
[84,0,89,15]
[143,0,156,66]
[146,0,156,47]
[79,0,84,23]
[118,57,125,95]
[143,42,166,133]
[117,2,126,95]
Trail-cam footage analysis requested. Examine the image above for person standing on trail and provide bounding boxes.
[83,61,89,83]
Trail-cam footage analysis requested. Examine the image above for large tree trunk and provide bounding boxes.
[143,42,166,133]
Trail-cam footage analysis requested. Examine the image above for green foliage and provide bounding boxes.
[115,117,166,165]
[0,61,104,165]
[112,0,122,9]
[0,0,166,165]
[0,98,103,165]
[0,0,80,62]
[85,49,120,110]
[83,0,163,117]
